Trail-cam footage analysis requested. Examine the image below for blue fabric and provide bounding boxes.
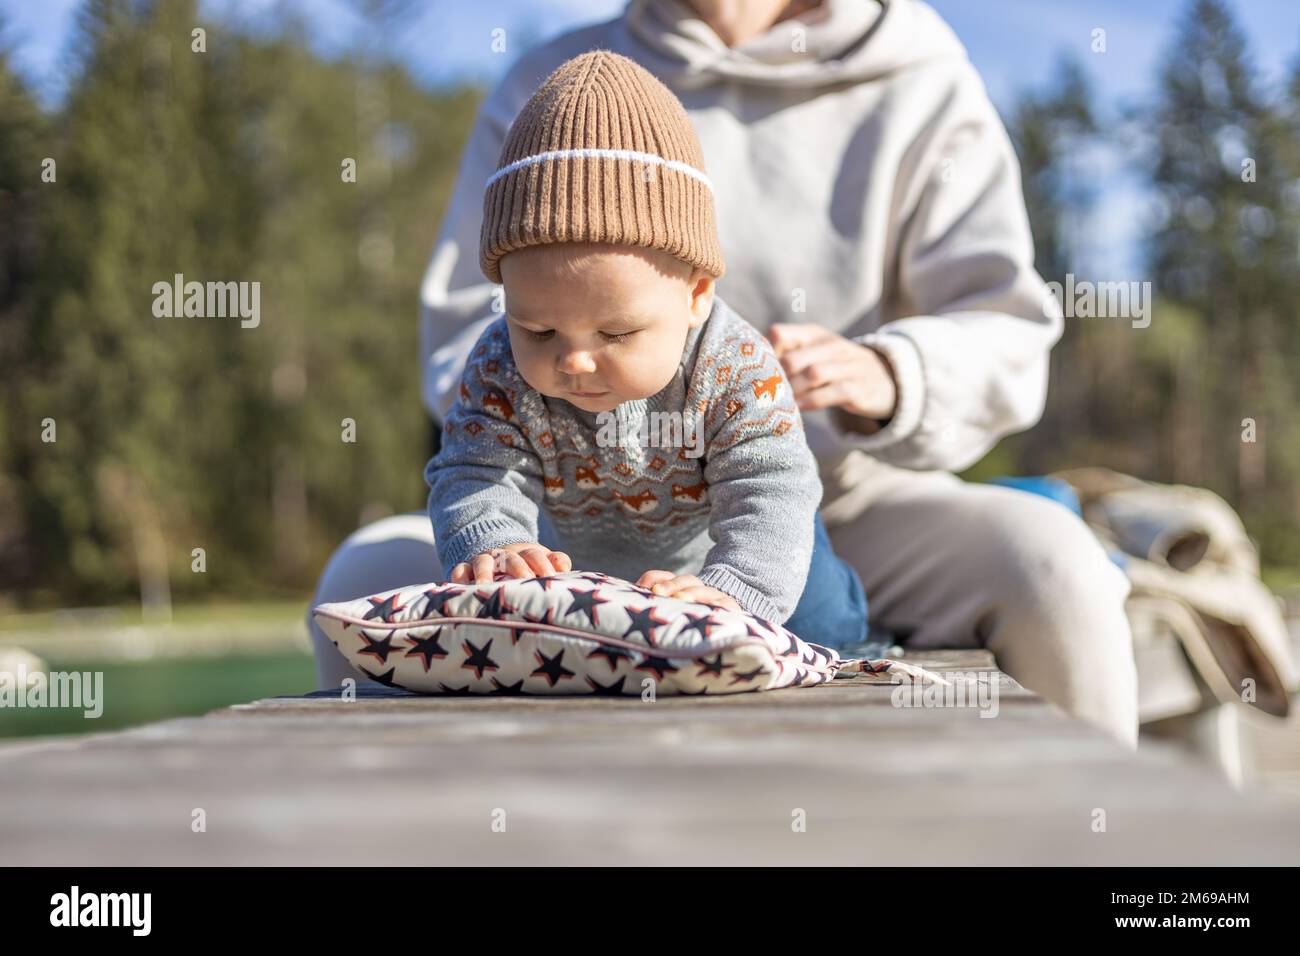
[783,511,869,650]
[986,475,1082,515]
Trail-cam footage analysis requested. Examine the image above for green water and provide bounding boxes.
[0,651,315,738]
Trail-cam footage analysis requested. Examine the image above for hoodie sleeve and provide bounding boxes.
[424,323,545,572]
[418,80,518,425]
[838,63,1063,473]
[695,328,821,624]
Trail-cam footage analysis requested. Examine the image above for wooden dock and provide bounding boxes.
[2,650,1298,865]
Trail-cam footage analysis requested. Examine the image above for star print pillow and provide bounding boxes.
[312,570,874,696]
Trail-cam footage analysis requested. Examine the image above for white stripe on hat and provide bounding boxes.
[484,148,714,193]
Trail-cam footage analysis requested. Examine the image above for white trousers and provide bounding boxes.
[306,450,1138,748]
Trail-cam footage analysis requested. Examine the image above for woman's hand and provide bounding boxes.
[635,570,741,612]
[768,323,898,431]
[450,543,571,585]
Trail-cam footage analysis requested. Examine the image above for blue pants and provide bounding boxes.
[783,512,869,650]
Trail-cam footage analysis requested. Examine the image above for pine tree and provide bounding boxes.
[0,22,49,590]
[1147,0,1297,562]
[1009,56,1098,286]
[1000,56,1100,476]
[5,0,485,603]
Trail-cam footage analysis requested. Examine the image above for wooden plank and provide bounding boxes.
[1,650,1297,866]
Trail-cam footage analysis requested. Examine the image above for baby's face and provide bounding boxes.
[499,243,714,413]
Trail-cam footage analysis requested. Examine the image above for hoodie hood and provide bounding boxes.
[621,0,967,89]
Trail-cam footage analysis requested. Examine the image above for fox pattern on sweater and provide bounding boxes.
[424,295,823,623]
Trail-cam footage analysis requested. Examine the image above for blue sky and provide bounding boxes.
[4,0,1299,276]
[7,0,1298,110]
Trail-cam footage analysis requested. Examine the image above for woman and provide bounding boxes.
[311,0,1138,746]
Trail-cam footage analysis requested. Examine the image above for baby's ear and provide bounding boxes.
[687,270,715,326]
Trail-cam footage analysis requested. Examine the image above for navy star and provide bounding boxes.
[695,654,731,678]
[728,664,769,685]
[460,637,500,680]
[801,649,818,666]
[519,576,557,593]
[473,587,519,619]
[360,665,397,687]
[586,644,633,671]
[636,655,681,681]
[680,611,721,640]
[562,587,611,626]
[531,648,576,687]
[783,632,801,655]
[356,630,402,665]
[514,607,557,644]
[622,604,671,646]
[364,593,404,622]
[488,677,527,695]
[437,682,474,695]
[404,628,448,671]
[585,675,627,696]
[743,621,769,641]
[422,586,462,617]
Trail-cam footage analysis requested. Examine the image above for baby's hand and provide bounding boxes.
[450,543,572,585]
[635,570,741,612]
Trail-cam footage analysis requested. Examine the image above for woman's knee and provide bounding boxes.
[972,490,1138,745]
[307,512,443,690]
[314,512,442,604]
[974,489,1131,633]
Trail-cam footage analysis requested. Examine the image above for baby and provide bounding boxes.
[425,50,867,643]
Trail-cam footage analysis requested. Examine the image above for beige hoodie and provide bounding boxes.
[419,0,1061,474]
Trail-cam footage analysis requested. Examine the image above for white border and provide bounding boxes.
[484,148,714,193]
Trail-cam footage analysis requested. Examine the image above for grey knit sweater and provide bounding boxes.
[424,295,822,623]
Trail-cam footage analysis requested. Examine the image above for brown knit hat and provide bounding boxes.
[479,50,725,284]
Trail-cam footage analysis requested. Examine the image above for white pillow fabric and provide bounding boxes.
[313,570,888,696]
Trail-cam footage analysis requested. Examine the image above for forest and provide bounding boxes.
[1,0,1297,611]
